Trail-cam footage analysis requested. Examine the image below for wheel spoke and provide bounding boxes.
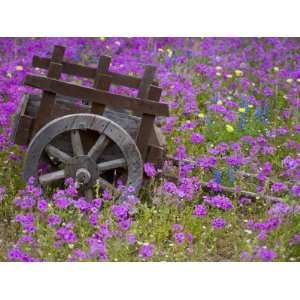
[71,130,84,156]
[88,134,110,161]
[97,158,127,172]
[39,169,65,185]
[97,177,115,190]
[45,145,71,164]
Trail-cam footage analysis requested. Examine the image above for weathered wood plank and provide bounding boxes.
[136,65,161,159]
[32,55,160,91]
[14,115,34,145]
[91,56,112,115]
[33,46,65,133]
[24,74,169,116]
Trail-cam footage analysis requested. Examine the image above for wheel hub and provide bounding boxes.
[65,155,98,189]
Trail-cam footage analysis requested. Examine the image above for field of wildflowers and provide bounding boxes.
[0,37,299,262]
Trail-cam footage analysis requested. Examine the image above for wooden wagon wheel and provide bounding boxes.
[23,113,144,198]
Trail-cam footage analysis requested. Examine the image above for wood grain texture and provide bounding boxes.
[32,54,160,91]
[91,56,112,115]
[23,114,144,193]
[24,74,169,116]
[135,65,161,159]
[32,46,65,134]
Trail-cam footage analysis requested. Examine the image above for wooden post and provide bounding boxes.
[32,45,65,134]
[91,55,112,115]
[135,65,159,160]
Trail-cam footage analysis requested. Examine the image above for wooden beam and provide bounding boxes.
[32,55,160,91]
[24,74,170,117]
[136,65,160,160]
[91,56,112,114]
[32,46,65,133]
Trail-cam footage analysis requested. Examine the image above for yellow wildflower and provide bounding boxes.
[158,48,164,52]
[297,78,300,83]
[166,48,173,57]
[273,66,279,72]
[198,113,205,119]
[16,65,23,71]
[217,100,223,105]
[286,78,293,84]
[226,124,234,133]
[238,107,246,113]
[216,72,222,77]
[248,104,253,108]
[234,69,243,77]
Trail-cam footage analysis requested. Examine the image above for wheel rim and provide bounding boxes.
[23,113,144,196]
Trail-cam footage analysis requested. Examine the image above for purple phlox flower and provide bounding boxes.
[240,251,251,261]
[37,199,48,213]
[225,155,245,167]
[73,197,91,211]
[53,190,71,209]
[257,230,267,241]
[249,217,281,233]
[211,217,226,229]
[92,198,102,209]
[96,223,113,240]
[271,182,288,193]
[193,204,207,217]
[102,189,112,201]
[268,202,290,217]
[118,218,132,231]
[126,233,136,245]
[139,243,154,259]
[262,161,272,176]
[111,203,129,221]
[174,145,187,160]
[87,238,108,260]
[8,247,39,262]
[282,156,298,170]
[208,142,229,155]
[88,213,99,227]
[14,195,36,209]
[292,185,300,197]
[191,132,205,144]
[294,124,300,133]
[56,226,77,243]
[207,179,222,192]
[70,249,87,261]
[205,194,233,210]
[179,120,197,131]
[257,247,277,262]
[144,162,157,177]
[48,214,61,227]
[17,234,35,247]
[186,233,193,244]
[196,155,217,169]
[174,232,185,244]
[172,223,184,233]
[163,181,177,194]
[15,213,36,233]
[238,197,252,206]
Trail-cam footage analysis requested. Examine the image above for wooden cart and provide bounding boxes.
[11,45,169,198]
